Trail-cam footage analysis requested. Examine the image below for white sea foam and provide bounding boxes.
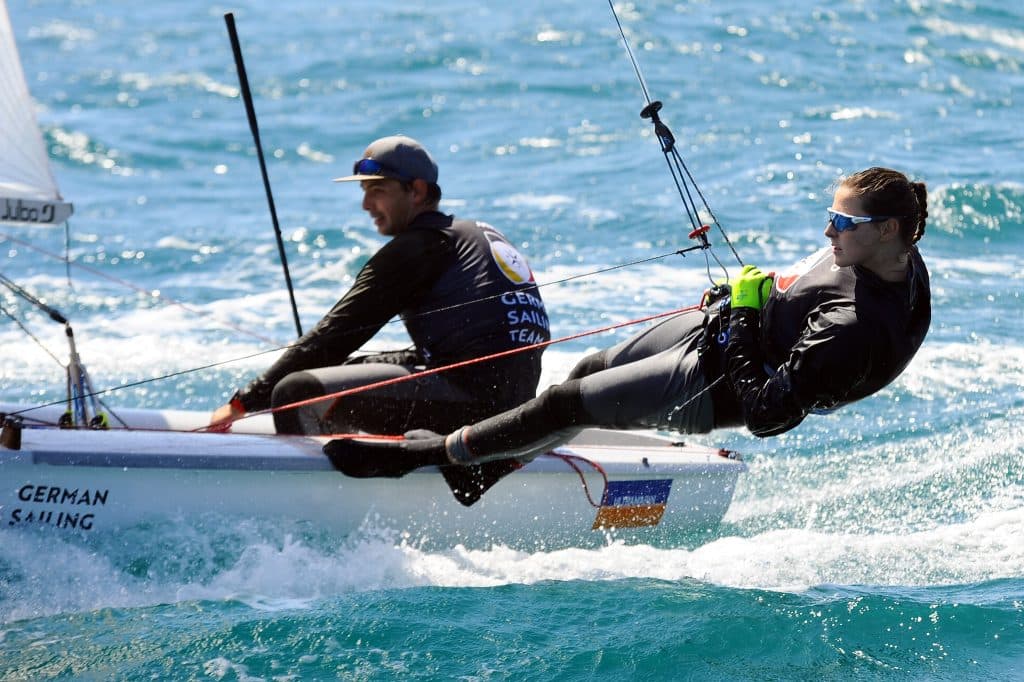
[189,504,1024,597]
[923,17,1024,52]
[5,502,1020,623]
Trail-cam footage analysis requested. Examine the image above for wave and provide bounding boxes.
[3,502,1021,625]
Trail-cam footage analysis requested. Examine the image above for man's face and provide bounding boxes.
[360,178,416,236]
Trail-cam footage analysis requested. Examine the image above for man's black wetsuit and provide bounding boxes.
[234,211,550,435]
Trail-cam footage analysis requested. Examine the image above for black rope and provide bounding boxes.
[606,0,742,276]
[0,301,65,366]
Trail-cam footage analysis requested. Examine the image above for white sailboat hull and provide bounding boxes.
[1,4,745,551]
[1,404,745,549]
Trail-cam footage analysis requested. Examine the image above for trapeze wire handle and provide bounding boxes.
[641,101,677,152]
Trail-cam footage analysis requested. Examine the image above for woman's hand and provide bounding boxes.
[731,264,774,310]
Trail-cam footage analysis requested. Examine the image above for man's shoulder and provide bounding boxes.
[391,225,452,242]
[382,225,453,250]
[369,226,456,271]
[408,210,455,231]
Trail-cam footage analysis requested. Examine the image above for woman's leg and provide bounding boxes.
[327,310,714,470]
[452,310,713,462]
[566,310,705,380]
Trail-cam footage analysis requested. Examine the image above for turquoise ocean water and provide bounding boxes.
[2,0,1023,678]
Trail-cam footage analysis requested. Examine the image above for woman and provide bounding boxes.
[327,167,931,486]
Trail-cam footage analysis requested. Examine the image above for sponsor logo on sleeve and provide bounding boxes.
[774,247,831,293]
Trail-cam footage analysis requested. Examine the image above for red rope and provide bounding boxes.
[547,452,609,508]
[318,432,405,441]
[214,302,703,431]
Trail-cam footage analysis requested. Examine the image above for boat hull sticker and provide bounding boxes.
[592,478,672,529]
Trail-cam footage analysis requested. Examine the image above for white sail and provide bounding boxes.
[0,0,73,225]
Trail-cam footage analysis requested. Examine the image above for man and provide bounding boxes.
[210,135,550,440]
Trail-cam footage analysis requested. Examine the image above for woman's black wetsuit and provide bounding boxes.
[439,245,931,464]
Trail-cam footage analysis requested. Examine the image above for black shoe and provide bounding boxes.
[323,433,447,478]
[440,459,522,507]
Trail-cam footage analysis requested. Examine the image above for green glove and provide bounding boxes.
[731,264,774,310]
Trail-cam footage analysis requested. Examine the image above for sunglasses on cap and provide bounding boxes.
[826,208,901,232]
[352,157,411,181]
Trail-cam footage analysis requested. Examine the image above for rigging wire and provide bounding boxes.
[607,0,654,106]
[3,228,701,376]
[6,6,753,422]
[64,219,73,289]
[601,0,750,437]
[1,273,129,428]
[606,0,742,277]
[2,343,283,420]
[0,271,68,324]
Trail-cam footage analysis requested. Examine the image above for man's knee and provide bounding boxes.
[271,372,327,435]
[271,371,325,407]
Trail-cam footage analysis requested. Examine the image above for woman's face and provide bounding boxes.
[825,185,898,272]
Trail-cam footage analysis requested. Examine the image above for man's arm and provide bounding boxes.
[232,229,455,412]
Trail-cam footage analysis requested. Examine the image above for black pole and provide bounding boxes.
[224,12,303,338]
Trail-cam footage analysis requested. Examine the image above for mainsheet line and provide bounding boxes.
[212,302,705,432]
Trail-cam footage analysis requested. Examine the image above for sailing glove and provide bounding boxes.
[730,264,774,310]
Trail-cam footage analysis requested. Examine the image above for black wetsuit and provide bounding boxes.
[234,211,550,435]
[441,245,932,463]
[710,245,931,435]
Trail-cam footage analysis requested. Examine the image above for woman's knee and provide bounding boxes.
[566,350,608,381]
[538,379,590,426]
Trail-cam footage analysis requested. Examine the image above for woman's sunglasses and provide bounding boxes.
[827,208,901,232]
